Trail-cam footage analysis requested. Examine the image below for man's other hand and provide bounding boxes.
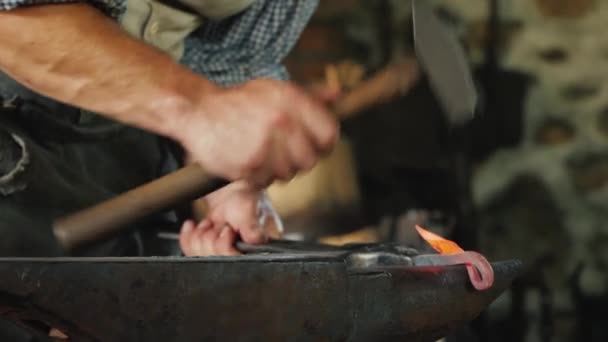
[179,181,264,256]
[177,79,339,187]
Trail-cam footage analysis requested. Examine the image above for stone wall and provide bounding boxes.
[421,2,608,341]
[446,1,608,341]
[286,1,608,341]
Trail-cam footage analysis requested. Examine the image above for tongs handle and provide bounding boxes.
[235,239,344,254]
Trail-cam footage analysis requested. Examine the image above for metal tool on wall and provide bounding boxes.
[412,0,477,125]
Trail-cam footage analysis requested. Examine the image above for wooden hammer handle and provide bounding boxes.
[334,58,419,119]
[53,59,419,250]
[54,166,228,250]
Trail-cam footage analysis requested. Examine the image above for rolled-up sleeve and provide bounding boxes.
[0,0,125,18]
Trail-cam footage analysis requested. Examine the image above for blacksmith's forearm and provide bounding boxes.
[0,4,216,139]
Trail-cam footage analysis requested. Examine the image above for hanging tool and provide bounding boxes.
[412,0,478,125]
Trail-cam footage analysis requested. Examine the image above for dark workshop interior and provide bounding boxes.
[0,0,607,341]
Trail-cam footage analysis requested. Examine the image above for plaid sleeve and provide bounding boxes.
[183,0,319,87]
[0,0,125,18]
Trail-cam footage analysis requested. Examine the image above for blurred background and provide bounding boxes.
[266,0,608,341]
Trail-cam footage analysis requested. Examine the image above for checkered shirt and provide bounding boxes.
[0,0,318,86]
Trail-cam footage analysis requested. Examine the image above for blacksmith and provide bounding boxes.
[0,0,337,257]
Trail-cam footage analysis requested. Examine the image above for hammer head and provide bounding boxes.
[412,0,477,125]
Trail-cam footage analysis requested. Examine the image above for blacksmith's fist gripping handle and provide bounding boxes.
[53,59,419,250]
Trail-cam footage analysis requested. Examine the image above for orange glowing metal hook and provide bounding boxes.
[415,225,464,254]
[414,225,495,291]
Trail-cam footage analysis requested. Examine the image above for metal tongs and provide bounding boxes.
[256,191,284,235]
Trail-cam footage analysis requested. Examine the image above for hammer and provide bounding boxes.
[53,59,420,250]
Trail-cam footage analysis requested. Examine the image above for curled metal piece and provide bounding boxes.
[414,251,495,290]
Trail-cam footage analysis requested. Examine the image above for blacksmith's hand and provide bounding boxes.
[179,180,263,256]
[177,79,339,187]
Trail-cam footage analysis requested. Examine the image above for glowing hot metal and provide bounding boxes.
[415,225,495,291]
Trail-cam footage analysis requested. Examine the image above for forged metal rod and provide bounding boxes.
[53,59,420,251]
[414,251,495,291]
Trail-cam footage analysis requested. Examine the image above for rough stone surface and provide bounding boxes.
[286,1,608,340]
[453,0,608,340]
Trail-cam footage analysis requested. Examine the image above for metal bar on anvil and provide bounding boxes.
[0,253,522,342]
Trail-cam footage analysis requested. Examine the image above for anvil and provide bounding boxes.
[0,242,521,342]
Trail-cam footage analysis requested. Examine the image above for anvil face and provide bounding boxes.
[0,246,521,342]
